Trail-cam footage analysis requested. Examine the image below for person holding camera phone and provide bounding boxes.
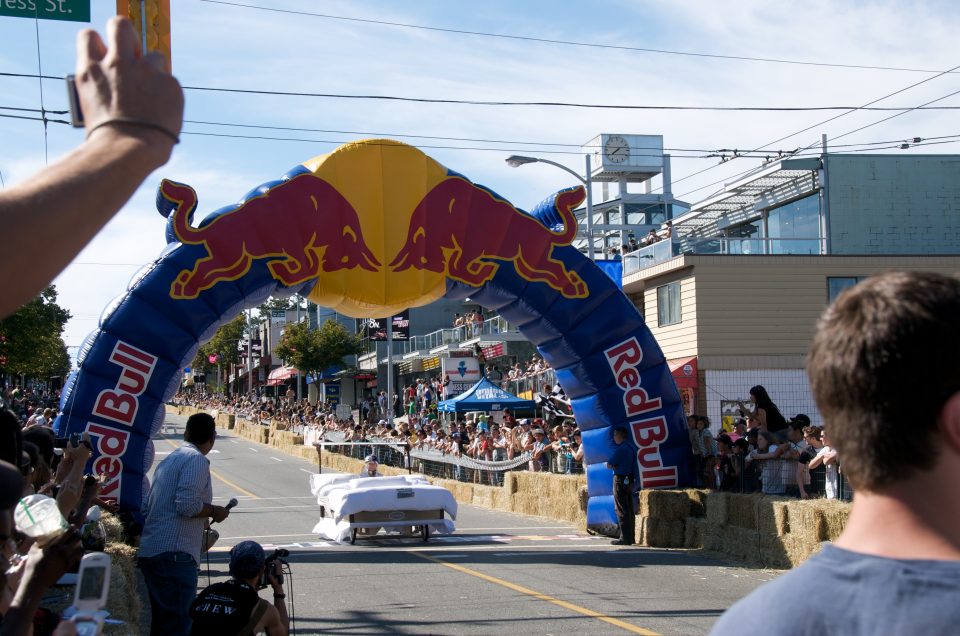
[189,541,288,636]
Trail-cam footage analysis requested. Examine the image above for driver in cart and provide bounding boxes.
[360,454,383,478]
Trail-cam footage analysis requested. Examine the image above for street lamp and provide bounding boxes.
[505,155,596,260]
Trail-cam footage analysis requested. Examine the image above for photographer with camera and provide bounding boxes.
[189,541,288,636]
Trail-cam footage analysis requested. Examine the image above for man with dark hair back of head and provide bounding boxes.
[711,271,960,635]
[189,540,288,635]
[139,412,230,635]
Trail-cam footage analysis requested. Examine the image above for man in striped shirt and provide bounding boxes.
[139,412,230,635]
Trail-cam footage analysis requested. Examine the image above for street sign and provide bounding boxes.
[0,0,90,22]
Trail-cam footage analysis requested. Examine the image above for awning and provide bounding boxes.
[668,356,698,389]
[267,366,298,386]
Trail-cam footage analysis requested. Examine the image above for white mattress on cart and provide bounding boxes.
[309,473,457,543]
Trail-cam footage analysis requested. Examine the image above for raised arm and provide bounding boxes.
[0,17,183,317]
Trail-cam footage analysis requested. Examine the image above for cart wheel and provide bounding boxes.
[422,524,429,542]
[351,528,357,545]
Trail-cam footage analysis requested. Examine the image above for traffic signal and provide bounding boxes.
[116,1,172,71]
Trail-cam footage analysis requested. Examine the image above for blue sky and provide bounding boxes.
[2,0,959,354]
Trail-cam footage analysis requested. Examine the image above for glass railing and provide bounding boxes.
[622,236,826,272]
[398,316,520,355]
[622,239,680,273]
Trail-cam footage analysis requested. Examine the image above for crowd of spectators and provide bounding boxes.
[687,384,844,500]
[2,387,117,634]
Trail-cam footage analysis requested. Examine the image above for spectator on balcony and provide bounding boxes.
[644,229,660,246]
[739,385,789,441]
[627,233,639,252]
[472,309,484,337]
[661,220,673,240]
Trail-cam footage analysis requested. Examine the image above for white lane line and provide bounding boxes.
[299,469,314,474]
[230,440,239,445]
[228,505,319,511]
[248,448,259,453]
[218,533,320,541]
[458,526,575,531]
[270,457,283,462]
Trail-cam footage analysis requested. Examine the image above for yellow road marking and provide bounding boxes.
[161,437,260,500]
[411,551,660,635]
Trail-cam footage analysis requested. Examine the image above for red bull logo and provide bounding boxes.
[160,173,380,300]
[161,139,589,315]
[390,178,587,299]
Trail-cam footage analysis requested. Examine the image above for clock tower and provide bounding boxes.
[583,134,665,182]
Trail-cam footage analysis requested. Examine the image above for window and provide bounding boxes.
[767,194,822,254]
[657,282,681,326]
[827,276,868,303]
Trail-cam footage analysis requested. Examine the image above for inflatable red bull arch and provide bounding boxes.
[54,139,694,529]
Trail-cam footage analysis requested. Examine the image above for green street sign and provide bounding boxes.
[0,0,91,23]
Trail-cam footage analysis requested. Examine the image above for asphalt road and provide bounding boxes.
[150,413,776,635]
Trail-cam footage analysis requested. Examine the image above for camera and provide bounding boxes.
[54,433,81,449]
[258,548,289,589]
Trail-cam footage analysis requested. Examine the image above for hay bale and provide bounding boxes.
[705,492,729,526]
[684,517,706,548]
[577,486,589,512]
[503,472,519,494]
[643,518,685,548]
[789,501,827,544]
[641,490,690,522]
[781,533,823,568]
[757,499,791,537]
[687,489,710,517]
[702,522,725,552]
[819,499,851,540]
[104,543,140,634]
[101,513,127,545]
[723,526,761,564]
[758,537,791,569]
[727,493,762,530]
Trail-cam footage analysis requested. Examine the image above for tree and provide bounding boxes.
[274,319,364,380]
[0,286,71,381]
[191,314,247,374]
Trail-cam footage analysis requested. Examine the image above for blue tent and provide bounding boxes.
[438,376,535,413]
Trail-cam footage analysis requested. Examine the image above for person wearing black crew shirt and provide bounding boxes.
[189,541,288,635]
[606,427,637,546]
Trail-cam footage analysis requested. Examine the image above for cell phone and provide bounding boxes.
[74,552,110,611]
[65,74,84,128]
[68,552,110,635]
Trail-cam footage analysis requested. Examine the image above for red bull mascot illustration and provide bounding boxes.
[159,139,589,314]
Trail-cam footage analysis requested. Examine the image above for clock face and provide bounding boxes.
[604,135,629,164]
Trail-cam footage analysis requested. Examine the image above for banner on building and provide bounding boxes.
[366,310,410,341]
[441,357,481,399]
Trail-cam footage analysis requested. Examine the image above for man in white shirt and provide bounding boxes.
[139,413,230,635]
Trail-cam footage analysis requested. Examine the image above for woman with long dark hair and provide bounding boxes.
[740,385,788,436]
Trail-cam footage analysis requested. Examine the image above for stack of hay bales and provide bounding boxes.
[637,490,689,548]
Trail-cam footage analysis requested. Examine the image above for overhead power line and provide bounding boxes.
[3,71,959,112]
[670,61,960,198]
[200,0,957,75]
